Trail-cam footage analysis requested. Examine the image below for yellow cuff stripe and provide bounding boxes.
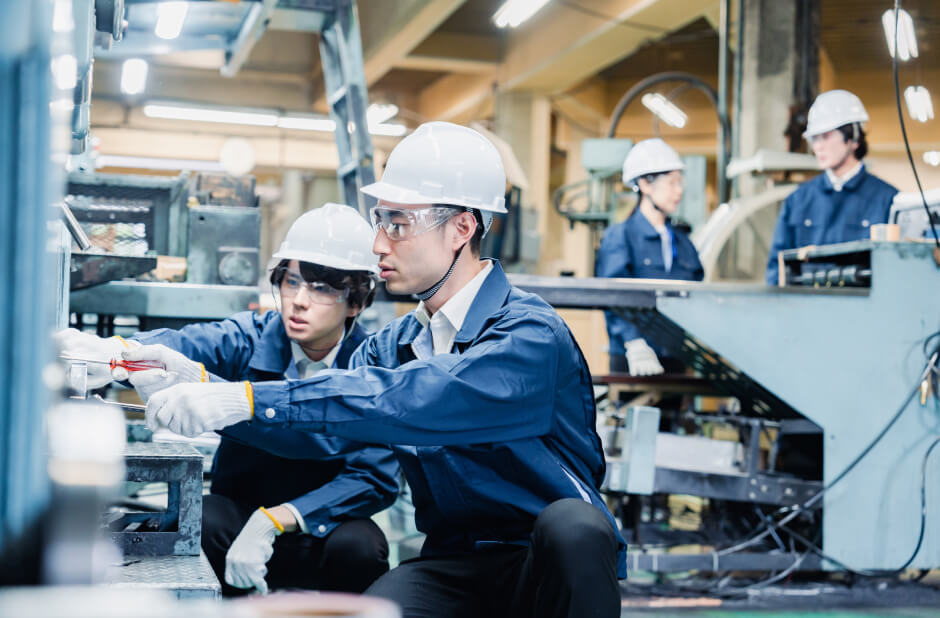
[258,507,285,534]
[244,381,254,418]
[112,335,130,348]
[198,363,208,382]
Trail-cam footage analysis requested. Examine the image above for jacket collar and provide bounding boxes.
[248,313,366,374]
[626,210,669,240]
[822,163,867,193]
[398,259,511,349]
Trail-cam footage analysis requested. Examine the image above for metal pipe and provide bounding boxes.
[732,0,746,198]
[717,0,730,205]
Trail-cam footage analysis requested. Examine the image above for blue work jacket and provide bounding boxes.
[765,165,897,284]
[595,211,704,356]
[250,261,628,578]
[133,312,399,537]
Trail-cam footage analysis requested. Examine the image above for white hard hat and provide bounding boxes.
[362,121,507,235]
[273,202,378,274]
[622,138,685,187]
[804,90,869,138]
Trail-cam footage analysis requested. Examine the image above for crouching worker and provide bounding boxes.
[55,203,399,596]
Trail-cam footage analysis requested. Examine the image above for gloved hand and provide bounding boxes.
[224,508,283,594]
[625,338,664,377]
[123,344,207,402]
[54,328,138,388]
[146,381,253,436]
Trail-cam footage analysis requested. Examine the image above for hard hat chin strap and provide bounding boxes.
[413,242,466,301]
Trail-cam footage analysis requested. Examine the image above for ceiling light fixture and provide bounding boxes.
[641,93,688,129]
[904,85,934,123]
[120,59,149,96]
[924,151,940,167]
[882,8,918,61]
[367,103,399,125]
[493,0,551,28]
[155,1,189,40]
[143,102,279,126]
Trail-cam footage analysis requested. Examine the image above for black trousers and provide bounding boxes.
[201,493,389,597]
[365,499,621,618]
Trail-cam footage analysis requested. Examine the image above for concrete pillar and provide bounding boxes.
[494,92,551,274]
[726,0,818,280]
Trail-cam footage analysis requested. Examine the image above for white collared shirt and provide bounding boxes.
[290,330,343,380]
[825,161,863,192]
[412,261,494,360]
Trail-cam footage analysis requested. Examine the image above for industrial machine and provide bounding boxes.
[64,171,261,332]
[509,239,940,574]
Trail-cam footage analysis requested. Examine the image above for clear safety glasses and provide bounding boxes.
[370,205,460,241]
[277,269,349,305]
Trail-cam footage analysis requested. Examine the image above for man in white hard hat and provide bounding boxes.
[142,122,626,617]
[766,89,898,284]
[56,204,398,597]
[596,138,704,376]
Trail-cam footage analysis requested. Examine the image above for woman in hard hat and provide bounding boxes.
[596,138,704,376]
[56,203,398,597]
[766,89,898,284]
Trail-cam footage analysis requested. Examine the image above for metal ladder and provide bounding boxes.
[316,0,376,216]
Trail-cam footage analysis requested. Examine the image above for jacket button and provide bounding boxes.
[804,219,812,227]
[318,524,327,534]
[862,219,870,227]
[643,258,652,265]
[264,407,275,419]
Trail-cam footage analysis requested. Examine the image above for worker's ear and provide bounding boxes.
[346,303,363,319]
[450,211,476,249]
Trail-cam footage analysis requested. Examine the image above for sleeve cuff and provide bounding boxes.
[281,502,309,534]
[250,381,295,425]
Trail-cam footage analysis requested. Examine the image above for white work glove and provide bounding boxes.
[625,338,664,377]
[146,381,253,437]
[54,328,138,388]
[123,343,207,402]
[224,508,283,594]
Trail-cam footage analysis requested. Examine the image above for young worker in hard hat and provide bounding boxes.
[56,203,398,597]
[765,89,898,284]
[140,122,625,618]
[595,138,704,376]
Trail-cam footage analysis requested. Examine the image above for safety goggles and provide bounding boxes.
[278,269,349,305]
[370,205,460,241]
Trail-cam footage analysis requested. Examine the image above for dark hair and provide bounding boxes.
[433,205,484,255]
[836,123,868,160]
[630,172,667,217]
[270,259,375,310]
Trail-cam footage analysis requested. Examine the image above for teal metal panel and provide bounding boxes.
[658,242,940,569]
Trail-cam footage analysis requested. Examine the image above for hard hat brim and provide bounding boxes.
[271,249,379,274]
[362,180,508,214]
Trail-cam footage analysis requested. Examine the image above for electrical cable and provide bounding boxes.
[717,339,939,559]
[891,0,940,248]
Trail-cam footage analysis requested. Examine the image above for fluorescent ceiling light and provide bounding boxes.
[155,1,189,40]
[493,0,551,28]
[367,103,399,125]
[641,92,688,129]
[52,0,74,33]
[51,54,77,91]
[369,122,408,137]
[882,9,918,61]
[121,59,149,95]
[924,151,940,167]
[144,103,279,126]
[904,85,934,123]
[97,154,225,172]
[277,115,336,131]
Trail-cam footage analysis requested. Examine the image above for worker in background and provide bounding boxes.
[595,138,704,376]
[766,89,898,284]
[56,203,399,597]
[139,122,625,618]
